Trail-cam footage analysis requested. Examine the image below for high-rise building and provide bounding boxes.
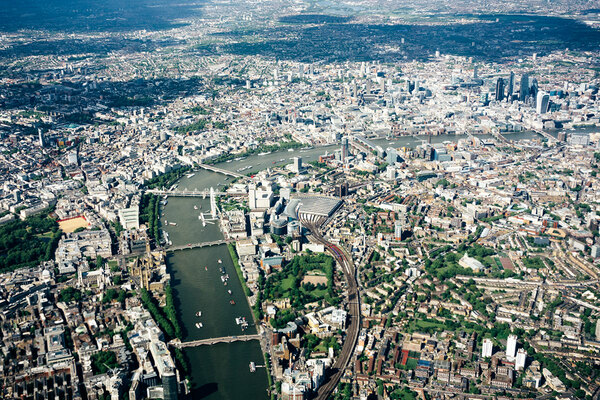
[334,182,349,198]
[292,156,302,173]
[557,131,567,142]
[386,147,399,165]
[515,348,527,371]
[529,78,538,107]
[162,369,178,400]
[506,334,517,360]
[248,184,274,210]
[536,92,550,114]
[341,136,349,162]
[519,73,529,102]
[482,338,493,358]
[385,166,397,181]
[507,71,514,100]
[591,245,600,259]
[495,78,504,101]
[38,128,44,147]
[530,78,538,98]
[394,221,403,240]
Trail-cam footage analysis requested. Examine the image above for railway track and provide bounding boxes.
[303,221,361,400]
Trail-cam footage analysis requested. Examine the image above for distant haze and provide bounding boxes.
[0,0,203,32]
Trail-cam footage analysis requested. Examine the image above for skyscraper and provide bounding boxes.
[507,71,514,101]
[519,73,529,102]
[506,334,517,360]
[536,92,550,114]
[482,338,493,358]
[495,78,504,101]
[530,78,539,106]
[341,136,349,162]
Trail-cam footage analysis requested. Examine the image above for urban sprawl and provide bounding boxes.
[1,2,600,400]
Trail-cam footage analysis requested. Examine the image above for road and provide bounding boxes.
[302,220,361,400]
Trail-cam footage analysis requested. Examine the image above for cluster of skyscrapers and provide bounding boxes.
[495,72,550,114]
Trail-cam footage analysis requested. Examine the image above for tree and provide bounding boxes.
[59,287,82,303]
[90,351,118,375]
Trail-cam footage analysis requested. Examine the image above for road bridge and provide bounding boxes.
[170,334,260,348]
[147,188,231,197]
[532,128,558,143]
[197,163,244,178]
[164,239,231,252]
[490,130,510,143]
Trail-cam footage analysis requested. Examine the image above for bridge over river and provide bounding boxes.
[531,128,558,143]
[197,163,244,178]
[147,188,230,197]
[169,334,260,348]
[163,239,231,252]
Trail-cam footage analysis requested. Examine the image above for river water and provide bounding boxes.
[159,130,551,399]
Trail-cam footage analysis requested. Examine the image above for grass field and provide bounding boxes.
[405,358,418,370]
[281,275,295,291]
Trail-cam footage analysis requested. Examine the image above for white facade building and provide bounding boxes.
[482,338,493,358]
[506,334,517,360]
[515,348,527,370]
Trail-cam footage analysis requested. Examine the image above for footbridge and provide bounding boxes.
[170,334,260,348]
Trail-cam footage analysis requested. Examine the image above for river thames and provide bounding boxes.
[160,131,544,399]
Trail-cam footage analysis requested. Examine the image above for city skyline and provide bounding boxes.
[0,1,599,400]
